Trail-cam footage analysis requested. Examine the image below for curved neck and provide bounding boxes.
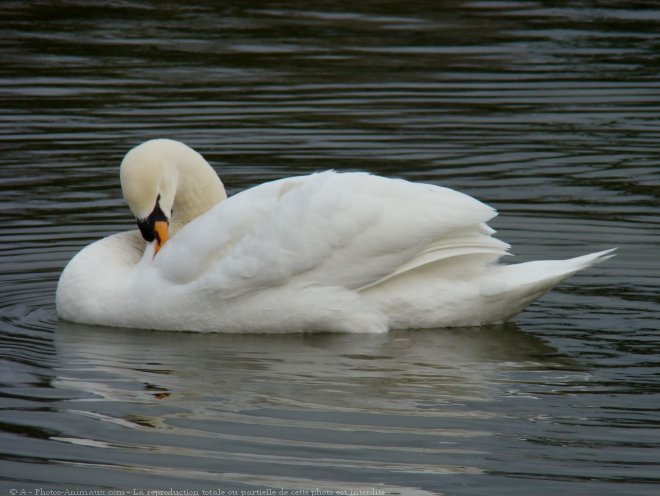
[170,149,227,235]
[121,139,228,236]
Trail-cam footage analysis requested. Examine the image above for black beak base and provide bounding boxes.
[136,202,169,243]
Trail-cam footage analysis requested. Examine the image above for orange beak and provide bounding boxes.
[154,220,169,255]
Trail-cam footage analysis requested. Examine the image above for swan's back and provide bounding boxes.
[157,171,507,292]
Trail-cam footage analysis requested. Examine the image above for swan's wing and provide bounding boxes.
[154,171,509,295]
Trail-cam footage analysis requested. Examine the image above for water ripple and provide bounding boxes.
[1,1,659,495]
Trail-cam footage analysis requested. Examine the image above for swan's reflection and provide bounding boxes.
[54,321,559,411]
[48,322,568,489]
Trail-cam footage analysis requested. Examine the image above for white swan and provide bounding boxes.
[56,139,614,333]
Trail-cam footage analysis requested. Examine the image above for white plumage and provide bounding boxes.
[56,139,614,333]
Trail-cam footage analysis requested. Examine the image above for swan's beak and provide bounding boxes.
[154,220,169,255]
[136,203,169,257]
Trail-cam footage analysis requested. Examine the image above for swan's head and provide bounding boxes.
[120,139,226,254]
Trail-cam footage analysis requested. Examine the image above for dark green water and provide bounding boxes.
[1,1,659,495]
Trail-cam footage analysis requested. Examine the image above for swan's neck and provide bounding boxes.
[121,139,228,235]
[170,154,227,235]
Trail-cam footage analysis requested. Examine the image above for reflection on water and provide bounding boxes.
[55,321,557,409]
[1,1,659,495]
[11,322,560,492]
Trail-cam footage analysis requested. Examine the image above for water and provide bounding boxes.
[1,1,659,494]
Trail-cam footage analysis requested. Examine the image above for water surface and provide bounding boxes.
[1,2,659,495]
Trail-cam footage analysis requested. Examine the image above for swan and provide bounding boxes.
[56,139,614,333]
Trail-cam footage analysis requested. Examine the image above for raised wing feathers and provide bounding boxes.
[157,171,507,297]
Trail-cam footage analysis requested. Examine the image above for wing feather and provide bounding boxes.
[156,171,508,297]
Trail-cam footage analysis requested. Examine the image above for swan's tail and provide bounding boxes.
[481,248,617,322]
[362,248,615,329]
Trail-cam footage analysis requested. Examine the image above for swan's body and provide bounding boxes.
[56,139,613,333]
